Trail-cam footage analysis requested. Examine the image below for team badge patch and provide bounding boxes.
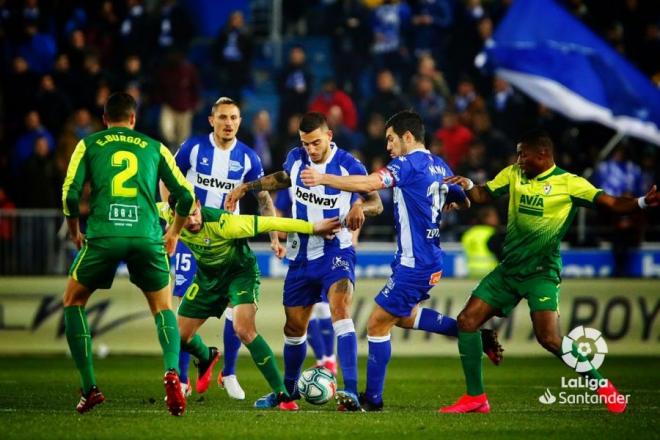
[543,183,552,195]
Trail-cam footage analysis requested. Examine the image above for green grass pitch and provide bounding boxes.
[1,355,658,439]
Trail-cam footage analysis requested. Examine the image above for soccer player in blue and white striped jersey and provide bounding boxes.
[226,112,383,411]
[301,111,502,411]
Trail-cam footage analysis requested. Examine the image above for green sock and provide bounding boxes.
[154,310,180,373]
[458,330,485,396]
[571,343,604,381]
[64,306,96,393]
[246,334,287,395]
[182,334,210,363]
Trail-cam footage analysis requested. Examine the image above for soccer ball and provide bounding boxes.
[297,366,337,405]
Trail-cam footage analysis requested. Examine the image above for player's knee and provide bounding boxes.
[457,310,479,332]
[234,322,257,344]
[283,320,306,337]
[536,332,561,353]
[329,302,350,321]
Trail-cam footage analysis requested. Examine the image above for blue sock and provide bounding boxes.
[283,335,307,396]
[306,318,325,361]
[334,319,358,395]
[178,350,191,383]
[365,334,391,404]
[319,317,335,357]
[414,308,458,337]
[222,313,241,376]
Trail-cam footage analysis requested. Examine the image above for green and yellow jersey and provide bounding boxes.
[158,203,314,281]
[62,126,194,240]
[485,164,603,277]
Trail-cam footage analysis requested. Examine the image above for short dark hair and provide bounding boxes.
[299,112,328,134]
[104,92,137,122]
[385,110,425,143]
[518,128,554,152]
[211,96,239,114]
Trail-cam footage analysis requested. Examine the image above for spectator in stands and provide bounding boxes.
[325,105,360,152]
[35,74,72,138]
[118,0,148,60]
[52,53,77,99]
[365,69,409,127]
[56,108,102,175]
[370,0,412,83]
[456,139,490,187]
[409,0,453,66]
[328,0,371,98]
[78,50,113,112]
[242,110,275,174]
[454,76,486,126]
[12,110,54,174]
[487,76,528,140]
[64,29,86,74]
[277,46,313,131]
[434,110,474,170]
[592,144,645,277]
[117,53,145,92]
[275,113,304,162]
[409,53,451,101]
[86,1,119,67]
[309,78,358,131]
[410,74,446,132]
[155,50,201,151]
[14,20,56,74]
[151,0,193,57]
[6,57,38,134]
[471,110,513,172]
[21,135,60,208]
[214,10,253,98]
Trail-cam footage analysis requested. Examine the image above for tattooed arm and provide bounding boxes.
[225,171,292,211]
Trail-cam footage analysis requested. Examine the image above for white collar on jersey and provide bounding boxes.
[405,147,430,156]
[309,142,338,166]
[209,133,237,152]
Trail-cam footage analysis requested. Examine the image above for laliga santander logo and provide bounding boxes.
[561,326,608,373]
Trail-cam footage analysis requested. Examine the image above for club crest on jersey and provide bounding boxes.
[544,183,552,195]
[200,157,209,165]
[204,236,210,245]
[229,160,243,172]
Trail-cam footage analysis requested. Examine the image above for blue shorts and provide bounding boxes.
[283,249,356,307]
[375,264,443,317]
[171,241,197,297]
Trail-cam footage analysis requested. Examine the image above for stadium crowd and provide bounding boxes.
[0,0,658,240]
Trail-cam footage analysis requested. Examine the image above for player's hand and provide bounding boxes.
[163,229,179,256]
[313,217,341,238]
[444,175,471,190]
[70,231,85,250]
[345,203,365,230]
[225,184,247,211]
[643,185,658,208]
[443,202,459,212]
[300,166,324,187]
[271,239,286,259]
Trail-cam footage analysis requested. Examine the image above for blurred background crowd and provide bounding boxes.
[0,0,658,265]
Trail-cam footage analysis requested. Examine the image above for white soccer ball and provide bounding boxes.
[297,366,337,405]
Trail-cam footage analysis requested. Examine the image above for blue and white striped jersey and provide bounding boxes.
[283,143,367,262]
[379,149,466,270]
[174,134,264,212]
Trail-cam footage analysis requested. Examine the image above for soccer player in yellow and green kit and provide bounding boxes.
[441,129,658,414]
[158,197,340,407]
[61,92,195,416]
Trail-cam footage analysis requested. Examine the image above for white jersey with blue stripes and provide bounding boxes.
[174,134,264,212]
[283,143,367,262]
[380,149,466,270]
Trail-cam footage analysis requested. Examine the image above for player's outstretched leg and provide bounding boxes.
[334,318,360,411]
[283,334,307,400]
[220,307,244,399]
[248,334,298,411]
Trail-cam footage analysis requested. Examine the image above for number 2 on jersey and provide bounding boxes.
[111,151,138,197]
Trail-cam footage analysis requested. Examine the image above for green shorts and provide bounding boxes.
[178,264,261,319]
[472,265,561,316]
[69,237,170,292]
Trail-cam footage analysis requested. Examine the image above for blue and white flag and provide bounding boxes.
[479,0,660,145]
